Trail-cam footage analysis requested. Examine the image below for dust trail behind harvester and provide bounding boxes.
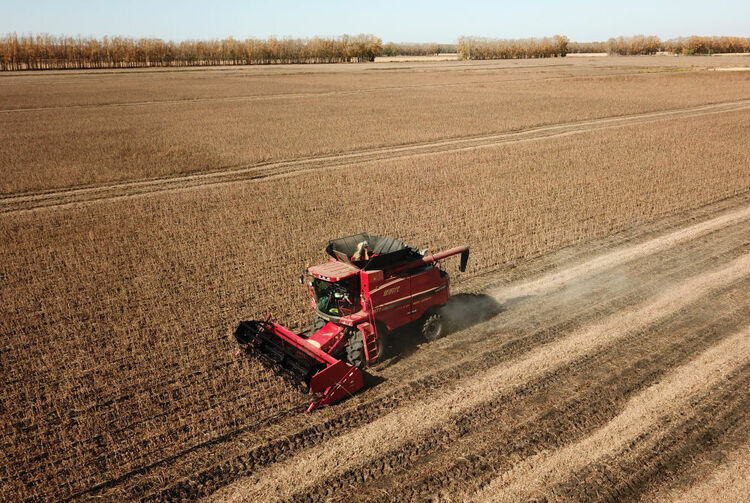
[441,293,503,332]
[488,203,750,304]
[445,204,750,335]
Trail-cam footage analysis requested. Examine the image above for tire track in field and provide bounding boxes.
[656,442,750,503]
[2,99,749,215]
[126,207,750,502]
[207,252,750,503]
[551,381,750,503]
[470,328,750,503]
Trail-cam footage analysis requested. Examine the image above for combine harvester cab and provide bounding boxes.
[235,233,469,412]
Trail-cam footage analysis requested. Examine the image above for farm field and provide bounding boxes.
[2,55,750,195]
[1,56,749,502]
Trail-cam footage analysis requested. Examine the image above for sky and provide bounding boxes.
[1,0,748,43]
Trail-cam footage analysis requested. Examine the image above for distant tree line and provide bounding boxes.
[3,33,750,70]
[458,36,570,59]
[567,41,609,53]
[569,35,750,55]
[0,33,383,70]
[662,36,750,55]
[604,35,663,55]
[380,42,458,56]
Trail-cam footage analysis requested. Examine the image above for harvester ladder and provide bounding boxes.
[364,329,379,361]
[361,291,379,362]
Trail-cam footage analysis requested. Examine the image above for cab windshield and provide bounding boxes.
[312,278,360,317]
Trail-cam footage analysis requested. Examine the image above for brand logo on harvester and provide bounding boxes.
[383,286,401,296]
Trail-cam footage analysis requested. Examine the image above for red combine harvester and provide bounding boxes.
[235,233,469,412]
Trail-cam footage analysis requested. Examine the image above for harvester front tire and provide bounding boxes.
[422,311,445,342]
[310,316,326,335]
[345,328,386,368]
[345,332,366,369]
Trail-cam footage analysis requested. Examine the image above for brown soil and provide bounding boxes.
[2,56,750,194]
[2,58,749,502]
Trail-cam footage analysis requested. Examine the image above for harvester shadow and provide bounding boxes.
[379,293,505,368]
[361,371,386,390]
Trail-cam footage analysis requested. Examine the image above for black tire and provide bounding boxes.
[345,327,386,368]
[345,331,366,368]
[310,316,326,335]
[374,323,388,361]
[422,311,445,342]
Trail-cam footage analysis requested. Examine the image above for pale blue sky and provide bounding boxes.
[2,0,748,43]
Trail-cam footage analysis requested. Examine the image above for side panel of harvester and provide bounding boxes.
[365,272,413,331]
[410,266,449,320]
[361,265,450,330]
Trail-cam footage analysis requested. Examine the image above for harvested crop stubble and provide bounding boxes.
[0,113,749,501]
[330,270,750,503]
[656,444,750,502]
[2,68,750,193]
[470,326,750,502]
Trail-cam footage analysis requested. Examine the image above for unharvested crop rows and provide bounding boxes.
[1,61,749,502]
[2,64,749,194]
[2,98,750,214]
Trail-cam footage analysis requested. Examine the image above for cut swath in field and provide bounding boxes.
[470,327,750,502]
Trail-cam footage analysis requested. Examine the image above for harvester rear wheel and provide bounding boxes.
[422,311,445,342]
